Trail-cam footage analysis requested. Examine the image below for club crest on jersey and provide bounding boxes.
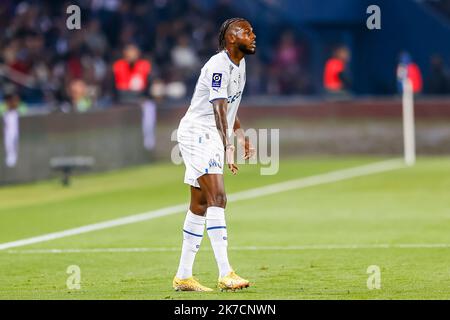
[208,158,222,169]
[212,73,222,88]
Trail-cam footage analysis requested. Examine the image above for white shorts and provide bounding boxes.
[177,124,224,188]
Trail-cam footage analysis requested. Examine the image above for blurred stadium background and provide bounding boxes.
[1,0,450,300]
[0,0,449,182]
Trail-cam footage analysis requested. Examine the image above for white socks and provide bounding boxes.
[175,207,233,279]
[206,206,232,277]
[176,210,206,279]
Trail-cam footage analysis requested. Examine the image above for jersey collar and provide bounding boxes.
[224,50,240,67]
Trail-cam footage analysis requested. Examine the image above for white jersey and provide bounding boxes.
[179,50,246,138]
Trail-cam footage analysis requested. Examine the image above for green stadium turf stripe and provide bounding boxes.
[5,243,450,254]
[0,159,404,251]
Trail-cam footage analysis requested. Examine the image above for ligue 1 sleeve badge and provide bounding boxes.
[212,73,222,88]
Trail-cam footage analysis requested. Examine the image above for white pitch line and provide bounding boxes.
[0,159,404,251]
[6,243,450,254]
[227,159,403,202]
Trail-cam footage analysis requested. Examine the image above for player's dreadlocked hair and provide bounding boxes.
[218,17,247,52]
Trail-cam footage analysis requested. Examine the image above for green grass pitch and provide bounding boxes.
[1,156,450,299]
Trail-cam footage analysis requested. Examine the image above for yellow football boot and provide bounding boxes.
[218,271,250,291]
[173,276,213,292]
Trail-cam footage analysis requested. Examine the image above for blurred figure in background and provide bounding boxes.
[66,79,93,113]
[0,0,318,107]
[323,45,352,96]
[113,44,152,103]
[427,54,449,95]
[270,30,309,95]
[171,34,200,94]
[113,43,156,151]
[0,87,27,168]
[171,34,199,74]
[397,51,423,94]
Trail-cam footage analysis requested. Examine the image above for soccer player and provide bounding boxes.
[173,18,256,292]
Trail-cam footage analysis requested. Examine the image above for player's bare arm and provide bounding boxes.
[233,116,256,160]
[212,98,239,175]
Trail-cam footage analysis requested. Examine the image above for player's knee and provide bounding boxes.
[190,204,207,216]
[208,192,227,208]
[198,204,208,215]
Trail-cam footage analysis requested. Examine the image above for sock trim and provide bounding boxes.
[206,226,227,230]
[182,229,203,237]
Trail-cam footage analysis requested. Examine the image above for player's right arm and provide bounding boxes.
[212,99,238,175]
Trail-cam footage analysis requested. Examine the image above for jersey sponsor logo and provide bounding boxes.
[212,73,222,88]
[208,159,222,169]
[208,157,222,169]
[228,91,242,104]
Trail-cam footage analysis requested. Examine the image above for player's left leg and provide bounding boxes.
[197,173,250,291]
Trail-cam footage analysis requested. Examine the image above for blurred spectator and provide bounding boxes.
[273,31,302,69]
[171,34,199,73]
[65,79,93,113]
[427,54,449,95]
[0,87,27,168]
[0,0,316,108]
[270,30,309,95]
[0,88,28,115]
[170,34,199,94]
[397,52,423,94]
[323,45,352,95]
[85,19,109,56]
[113,43,151,103]
[113,43,156,151]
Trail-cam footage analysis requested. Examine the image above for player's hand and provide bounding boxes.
[225,144,239,175]
[243,137,256,160]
